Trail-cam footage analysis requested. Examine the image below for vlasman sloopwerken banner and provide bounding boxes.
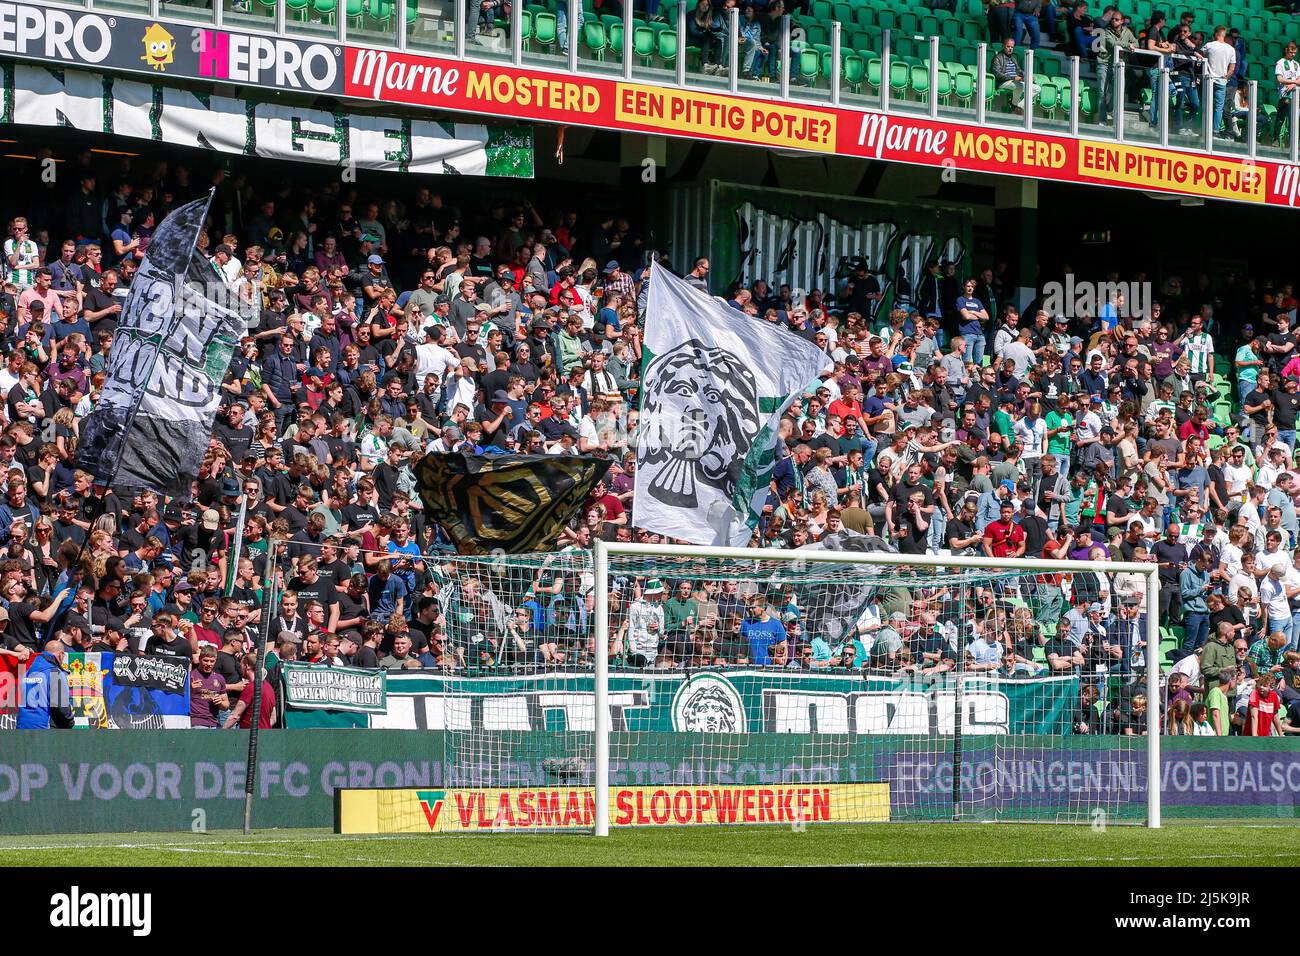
[336,782,890,832]
[0,0,1298,205]
[282,663,387,714]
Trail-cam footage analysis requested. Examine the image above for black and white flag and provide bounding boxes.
[76,191,255,498]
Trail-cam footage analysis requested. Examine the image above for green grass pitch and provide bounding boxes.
[2,823,1298,867]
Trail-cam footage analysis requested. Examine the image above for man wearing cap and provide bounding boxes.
[603,260,633,298]
[475,389,516,452]
[356,246,389,295]
[626,580,666,668]
[976,478,1016,532]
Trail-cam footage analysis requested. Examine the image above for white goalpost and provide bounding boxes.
[339,543,1162,835]
[591,540,1162,834]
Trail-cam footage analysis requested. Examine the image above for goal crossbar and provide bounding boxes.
[592,539,1162,834]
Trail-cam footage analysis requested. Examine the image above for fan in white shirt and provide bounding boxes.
[1221,457,1253,501]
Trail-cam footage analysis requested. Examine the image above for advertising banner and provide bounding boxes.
[338,46,1296,209]
[282,663,387,714]
[0,0,1288,204]
[0,731,1297,834]
[335,782,890,833]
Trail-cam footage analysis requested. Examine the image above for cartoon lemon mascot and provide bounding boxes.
[141,24,175,72]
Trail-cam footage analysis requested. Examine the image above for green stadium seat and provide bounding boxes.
[890,58,911,97]
[953,66,975,107]
[935,65,953,103]
[1038,79,1060,118]
[843,52,866,91]
[805,23,828,45]
[898,11,918,34]
[866,55,883,93]
[799,48,822,83]
[657,29,677,66]
[533,11,558,48]
[910,62,930,101]
[1079,83,1096,117]
[832,1,853,24]
[877,9,897,30]
[584,20,607,59]
[632,25,655,65]
[810,0,832,20]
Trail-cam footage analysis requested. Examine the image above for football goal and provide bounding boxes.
[337,542,1161,834]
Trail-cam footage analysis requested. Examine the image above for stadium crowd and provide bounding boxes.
[0,152,1293,737]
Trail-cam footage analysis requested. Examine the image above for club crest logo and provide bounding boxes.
[671,673,747,734]
[642,339,761,509]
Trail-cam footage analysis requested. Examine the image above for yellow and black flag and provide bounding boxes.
[415,452,612,554]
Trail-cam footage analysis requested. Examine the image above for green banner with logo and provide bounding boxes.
[285,669,1077,735]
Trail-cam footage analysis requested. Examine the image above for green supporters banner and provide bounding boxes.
[415,451,611,555]
[282,663,387,715]
[0,62,534,178]
[286,669,1077,735]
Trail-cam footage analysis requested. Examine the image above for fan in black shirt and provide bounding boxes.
[145,615,192,659]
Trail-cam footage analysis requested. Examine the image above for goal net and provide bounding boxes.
[414,543,1157,833]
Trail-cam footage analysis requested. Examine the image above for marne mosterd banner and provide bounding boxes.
[76,191,257,497]
[635,265,832,547]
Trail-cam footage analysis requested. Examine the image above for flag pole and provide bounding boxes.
[226,492,248,595]
[242,530,278,836]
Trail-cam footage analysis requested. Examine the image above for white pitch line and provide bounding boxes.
[821,851,1300,867]
[158,846,417,865]
[0,834,487,865]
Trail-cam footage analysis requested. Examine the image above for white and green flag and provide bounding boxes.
[635,266,832,547]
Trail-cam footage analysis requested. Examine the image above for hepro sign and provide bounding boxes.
[0,1,343,95]
[0,2,112,62]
